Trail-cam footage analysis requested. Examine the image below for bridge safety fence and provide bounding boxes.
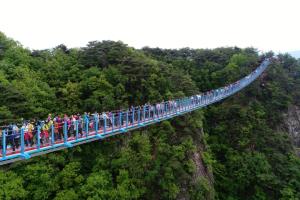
[0,59,270,163]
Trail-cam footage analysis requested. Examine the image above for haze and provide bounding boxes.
[1,0,299,52]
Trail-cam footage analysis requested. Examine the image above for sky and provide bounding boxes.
[0,0,299,53]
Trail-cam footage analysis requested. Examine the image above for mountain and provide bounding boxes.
[1,31,300,199]
[289,50,300,59]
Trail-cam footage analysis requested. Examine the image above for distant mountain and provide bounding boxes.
[289,50,300,59]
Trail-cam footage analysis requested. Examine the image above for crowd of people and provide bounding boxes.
[0,60,267,155]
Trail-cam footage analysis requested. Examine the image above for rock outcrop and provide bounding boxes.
[284,105,300,155]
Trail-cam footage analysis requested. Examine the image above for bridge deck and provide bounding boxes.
[0,59,271,165]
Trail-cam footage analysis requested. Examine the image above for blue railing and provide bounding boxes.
[0,59,271,165]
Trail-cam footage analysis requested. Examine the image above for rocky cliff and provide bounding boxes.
[284,105,300,154]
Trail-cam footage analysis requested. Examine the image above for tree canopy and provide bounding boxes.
[0,32,300,199]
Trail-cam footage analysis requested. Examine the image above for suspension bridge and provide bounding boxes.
[0,59,271,165]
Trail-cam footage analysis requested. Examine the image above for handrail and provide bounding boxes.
[0,59,271,165]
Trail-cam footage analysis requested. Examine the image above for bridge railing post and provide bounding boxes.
[143,106,146,122]
[20,128,25,155]
[94,114,99,137]
[173,101,176,114]
[186,99,188,110]
[119,111,122,129]
[158,104,161,117]
[200,96,202,105]
[192,97,194,108]
[201,95,203,105]
[148,105,151,119]
[151,105,154,119]
[138,107,141,125]
[132,107,135,126]
[75,120,79,140]
[126,110,129,128]
[148,105,151,120]
[51,124,54,146]
[165,102,168,116]
[37,126,41,150]
[2,130,6,159]
[179,99,181,112]
[149,105,152,120]
[62,120,72,148]
[103,115,107,134]
[112,113,115,132]
[63,121,68,144]
[85,117,89,138]
[158,104,161,118]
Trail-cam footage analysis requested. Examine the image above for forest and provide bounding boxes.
[0,31,300,200]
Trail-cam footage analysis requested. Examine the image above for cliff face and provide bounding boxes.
[176,116,215,200]
[284,105,300,154]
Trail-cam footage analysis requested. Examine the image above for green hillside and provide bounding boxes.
[0,32,300,200]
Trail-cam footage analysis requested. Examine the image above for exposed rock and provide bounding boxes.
[283,105,300,155]
[192,150,213,184]
[177,126,215,200]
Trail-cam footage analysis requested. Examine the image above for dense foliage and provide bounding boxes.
[0,32,300,199]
